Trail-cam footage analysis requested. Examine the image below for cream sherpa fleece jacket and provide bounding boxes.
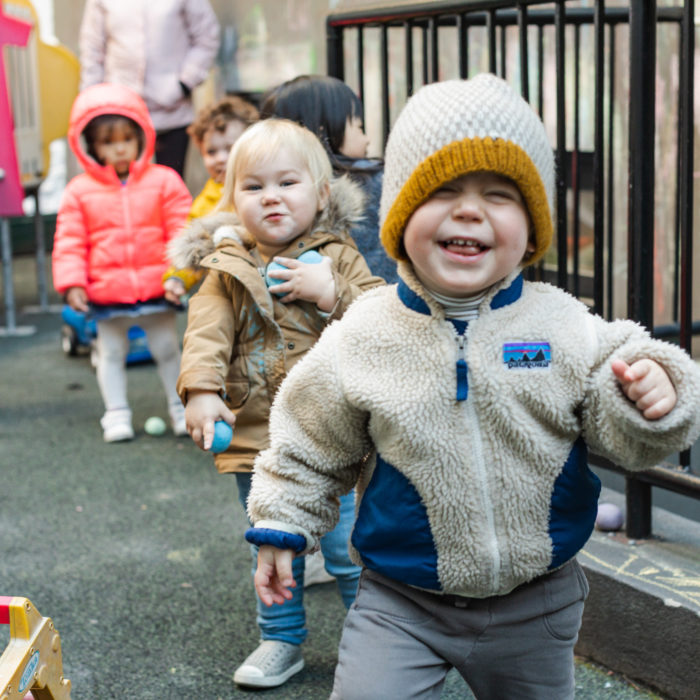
[247,265,700,598]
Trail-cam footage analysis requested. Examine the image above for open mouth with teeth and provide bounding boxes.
[440,238,488,255]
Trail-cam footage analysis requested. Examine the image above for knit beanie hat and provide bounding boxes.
[380,73,555,265]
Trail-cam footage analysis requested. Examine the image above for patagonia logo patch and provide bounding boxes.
[503,342,552,369]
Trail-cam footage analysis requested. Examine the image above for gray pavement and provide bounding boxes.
[1,255,667,698]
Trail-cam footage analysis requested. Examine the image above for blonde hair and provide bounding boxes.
[219,118,332,212]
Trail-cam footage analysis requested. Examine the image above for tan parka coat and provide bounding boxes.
[171,176,386,473]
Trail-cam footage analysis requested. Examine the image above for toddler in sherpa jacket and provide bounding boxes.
[244,75,700,699]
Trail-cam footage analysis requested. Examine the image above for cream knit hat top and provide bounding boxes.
[380,73,555,265]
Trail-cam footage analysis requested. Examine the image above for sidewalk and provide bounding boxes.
[577,488,700,700]
[0,255,670,698]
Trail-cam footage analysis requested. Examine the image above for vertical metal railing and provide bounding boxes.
[593,1,605,317]
[676,0,696,506]
[605,21,616,321]
[487,8,497,74]
[553,2,568,291]
[326,0,698,537]
[625,1,657,538]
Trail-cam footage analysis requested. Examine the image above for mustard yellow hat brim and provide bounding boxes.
[380,137,553,265]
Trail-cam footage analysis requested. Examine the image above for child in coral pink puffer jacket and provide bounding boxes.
[52,83,192,442]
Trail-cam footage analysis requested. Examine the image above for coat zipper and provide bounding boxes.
[121,185,138,296]
[454,327,501,591]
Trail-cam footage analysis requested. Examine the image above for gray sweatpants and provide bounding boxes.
[330,559,588,700]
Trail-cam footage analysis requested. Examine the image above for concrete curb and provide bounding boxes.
[577,489,700,700]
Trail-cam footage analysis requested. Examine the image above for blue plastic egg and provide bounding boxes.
[210,420,233,453]
[265,250,324,294]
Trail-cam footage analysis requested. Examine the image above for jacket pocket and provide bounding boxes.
[225,352,251,409]
[225,379,250,409]
[146,73,184,110]
[354,569,433,624]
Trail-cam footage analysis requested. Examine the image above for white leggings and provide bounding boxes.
[95,311,181,412]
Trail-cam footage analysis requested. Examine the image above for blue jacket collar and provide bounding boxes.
[397,273,524,316]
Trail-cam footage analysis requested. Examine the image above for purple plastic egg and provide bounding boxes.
[595,502,624,531]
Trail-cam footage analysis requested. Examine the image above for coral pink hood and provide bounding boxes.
[68,82,156,184]
[53,83,192,305]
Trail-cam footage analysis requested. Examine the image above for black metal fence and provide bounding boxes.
[326,0,698,538]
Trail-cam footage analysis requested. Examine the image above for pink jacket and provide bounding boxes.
[79,0,220,131]
[52,83,192,305]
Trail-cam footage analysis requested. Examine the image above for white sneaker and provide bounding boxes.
[101,408,134,443]
[168,402,188,436]
[304,550,335,587]
[233,640,304,688]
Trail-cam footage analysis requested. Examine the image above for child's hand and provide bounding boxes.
[611,358,677,420]
[163,278,186,305]
[66,286,89,312]
[254,545,296,606]
[184,390,236,450]
[268,256,337,312]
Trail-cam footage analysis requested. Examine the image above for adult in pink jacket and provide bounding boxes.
[79,0,221,175]
[52,83,192,443]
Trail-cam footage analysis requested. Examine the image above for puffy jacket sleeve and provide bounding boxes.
[78,0,106,89]
[580,314,700,470]
[176,270,236,403]
[248,321,371,552]
[178,0,221,91]
[323,242,385,321]
[160,169,192,242]
[52,185,90,295]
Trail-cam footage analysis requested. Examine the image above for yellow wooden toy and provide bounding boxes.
[0,597,71,700]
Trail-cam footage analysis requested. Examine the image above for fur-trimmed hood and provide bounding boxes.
[169,174,366,270]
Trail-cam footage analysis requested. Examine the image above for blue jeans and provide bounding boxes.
[235,472,361,645]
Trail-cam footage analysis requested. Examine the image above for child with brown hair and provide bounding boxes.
[163,95,260,304]
[187,95,260,221]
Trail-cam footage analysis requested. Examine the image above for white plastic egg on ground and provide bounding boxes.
[144,416,167,436]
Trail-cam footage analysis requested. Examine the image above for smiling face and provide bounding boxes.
[92,118,140,179]
[233,145,327,260]
[402,171,533,297]
[201,120,247,184]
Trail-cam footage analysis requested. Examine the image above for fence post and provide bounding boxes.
[625,0,656,539]
[677,0,695,473]
[326,17,344,79]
